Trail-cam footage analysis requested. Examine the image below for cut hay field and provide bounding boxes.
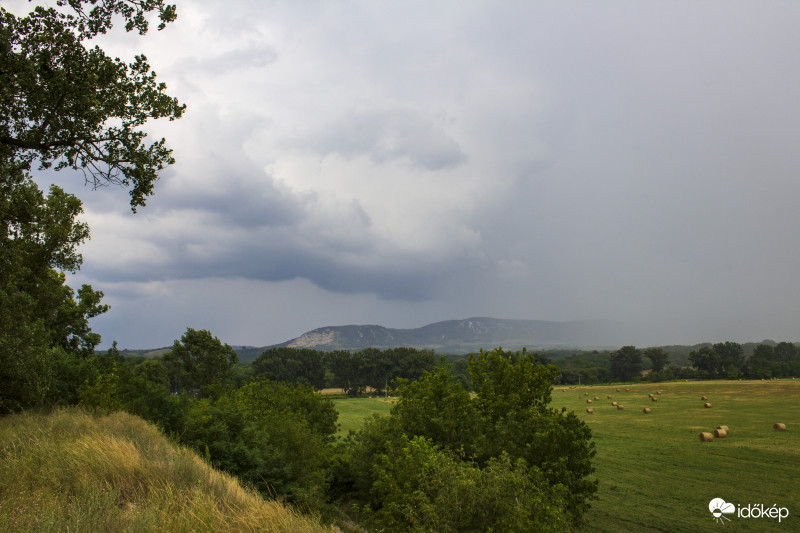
[333,379,800,532]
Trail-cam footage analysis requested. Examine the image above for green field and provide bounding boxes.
[333,380,800,532]
[333,396,395,436]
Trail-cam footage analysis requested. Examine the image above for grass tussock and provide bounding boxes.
[0,407,334,533]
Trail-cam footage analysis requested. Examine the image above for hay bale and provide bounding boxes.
[611,401,618,406]
[713,428,727,438]
[774,423,787,431]
[704,402,712,408]
[651,397,658,402]
[586,408,594,413]
[699,432,714,442]
[607,395,613,399]
[657,391,662,395]
[586,399,592,403]
[594,396,600,400]
[701,395,708,401]
[716,425,729,433]
[584,392,589,396]
[642,408,651,414]
[625,388,630,392]
[616,388,620,392]
[648,393,654,398]
[616,404,624,410]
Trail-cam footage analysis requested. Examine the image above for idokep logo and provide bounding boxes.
[709,498,735,524]
[709,497,790,525]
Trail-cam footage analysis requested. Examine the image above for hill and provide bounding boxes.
[273,317,641,354]
[0,408,334,532]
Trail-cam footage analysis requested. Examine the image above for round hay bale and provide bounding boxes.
[625,388,630,392]
[616,388,620,392]
[586,399,592,403]
[704,402,712,408]
[701,395,708,401]
[648,393,654,398]
[657,391,662,395]
[616,404,624,410]
[651,397,658,402]
[594,396,600,400]
[642,408,651,414]
[713,428,727,438]
[584,392,589,396]
[607,395,612,399]
[611,401,618,406]
[774,423,787,431]
[586,408,594,413]
[699,432,714,442]
[716,425,729,433]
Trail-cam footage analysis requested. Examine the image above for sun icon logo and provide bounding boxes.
[709,498,736,524]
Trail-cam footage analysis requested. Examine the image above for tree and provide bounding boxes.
[252,347,326,389]
[467,348,597,522]
[712,342,743,378]
[180,379,338,507]
[0,181,107,411]
[342,348,597,529]
[688,346,717,377]
[164,328,238,395]
[1,0,183,410]
[643,347,669,373]
[1,0,185,211]
[609,345,643,381]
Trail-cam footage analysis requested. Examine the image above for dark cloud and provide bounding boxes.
[36,0,800,348]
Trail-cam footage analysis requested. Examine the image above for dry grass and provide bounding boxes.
[0,408,334,533]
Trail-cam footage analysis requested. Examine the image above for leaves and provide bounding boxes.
[1,1,184,210]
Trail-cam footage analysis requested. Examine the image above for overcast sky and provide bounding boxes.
[20,0,800,348]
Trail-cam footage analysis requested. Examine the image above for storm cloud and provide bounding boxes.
[26,0,800,348]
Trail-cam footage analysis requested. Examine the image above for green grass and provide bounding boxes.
[333,396,395,436]
[333,379,800,531]
[559,380,800,532]
[0,407,335,533]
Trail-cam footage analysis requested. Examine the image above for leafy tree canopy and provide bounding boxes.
[164,328,239,395]
[1,0,185,211]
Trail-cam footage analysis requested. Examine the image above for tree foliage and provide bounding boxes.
[341,348,597,531]
[1,0,185,210]
[164,328,239,395]
[1,0,182,411]
[643,347,669,373]
[179,379,338,507]
[609,345,643,381]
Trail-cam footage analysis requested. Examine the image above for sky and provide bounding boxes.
[18,0,800,349]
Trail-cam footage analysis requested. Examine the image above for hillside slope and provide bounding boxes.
[0,408,333,533]
[275,317,639,353]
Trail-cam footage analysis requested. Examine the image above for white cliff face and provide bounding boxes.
[288,330,337,348]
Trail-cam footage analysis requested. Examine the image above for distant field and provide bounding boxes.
[333,396,395,436]
[333,379,800,531]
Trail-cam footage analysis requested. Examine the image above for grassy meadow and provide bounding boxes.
[332,396,395,436]
[0,408,334,533]
[334,379,800,532]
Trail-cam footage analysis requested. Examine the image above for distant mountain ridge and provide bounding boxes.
[268,317,641,354]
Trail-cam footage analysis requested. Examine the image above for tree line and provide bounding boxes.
[251,346,437,394]
[552,341,800,384]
